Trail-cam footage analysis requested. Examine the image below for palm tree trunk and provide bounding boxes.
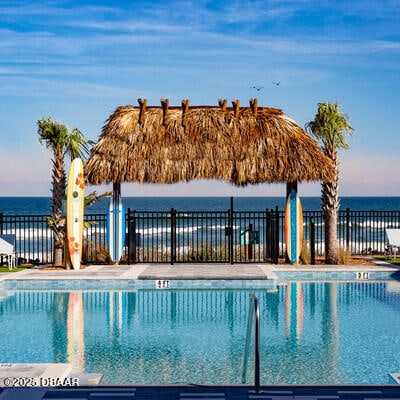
[323,198,338,264]
[54,241,64,267]
[322,149,339,264]
[52,153,67,266]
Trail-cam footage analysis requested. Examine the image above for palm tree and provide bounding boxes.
[37,118,90,266]
[305,103,353,264]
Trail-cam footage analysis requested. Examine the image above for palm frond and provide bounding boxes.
[84,190,112,208]
[305,102,353,151]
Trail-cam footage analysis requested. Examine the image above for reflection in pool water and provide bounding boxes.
[67,292,85,372]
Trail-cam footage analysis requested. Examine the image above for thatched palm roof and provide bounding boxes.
[85,99,334,186]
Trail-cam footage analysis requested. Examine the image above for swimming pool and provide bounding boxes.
[1,280,400,384]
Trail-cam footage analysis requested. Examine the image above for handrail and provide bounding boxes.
[241,294,260,393]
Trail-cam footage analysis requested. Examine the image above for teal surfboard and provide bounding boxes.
[106,193,125,263]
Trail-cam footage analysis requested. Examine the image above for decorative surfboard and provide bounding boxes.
[106,192,125,263]
[284,188,303,264]
[66,158,85,270]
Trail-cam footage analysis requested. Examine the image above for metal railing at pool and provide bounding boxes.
[242,294,261,393]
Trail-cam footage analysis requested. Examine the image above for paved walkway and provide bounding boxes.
[1,260,398,281]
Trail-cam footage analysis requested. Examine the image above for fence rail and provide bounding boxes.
[0,208,399,265]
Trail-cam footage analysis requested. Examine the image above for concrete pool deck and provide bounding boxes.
[0,259,398,282]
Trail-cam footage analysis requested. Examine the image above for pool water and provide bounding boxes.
[1,281,400,384]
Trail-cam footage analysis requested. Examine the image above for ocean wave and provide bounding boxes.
[301,219,400,230]
[302,239,387,255]
[2,227,53,240]
[134,224,240,236]
[356,220,400,229]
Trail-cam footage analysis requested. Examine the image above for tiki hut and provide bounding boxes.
[85,99,334,187]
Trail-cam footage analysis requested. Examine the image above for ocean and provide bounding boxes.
[1,196,400,215]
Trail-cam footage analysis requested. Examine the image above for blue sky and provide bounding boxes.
[1,0,399,197]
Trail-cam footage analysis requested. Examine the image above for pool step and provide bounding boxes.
[180,392,225,400]
[42,388,136,399]
[2,386,400,400]
[67,373,104,386]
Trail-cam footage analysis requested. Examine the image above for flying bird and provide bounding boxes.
[272,81,281,86]
[250,86,264,91]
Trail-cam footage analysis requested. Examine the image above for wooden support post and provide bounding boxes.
[218,98,227,112]
[232,99,240,122]
[160,98,169,126]
[286,182,298,198]
[249,98,258,118]
[181,99,189,127]
[113,182,121,203]
[138,98,147,125]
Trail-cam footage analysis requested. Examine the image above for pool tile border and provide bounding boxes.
[275,270,400,281]
[0,278,278,291]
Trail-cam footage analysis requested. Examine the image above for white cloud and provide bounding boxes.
[2,0,399,66]
[0,2,119,19]
[0,0,399,197]
[0,74,143,98]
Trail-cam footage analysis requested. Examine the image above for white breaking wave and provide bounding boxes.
[302,239,386,255]
[135,224,240,236]
[2,227,53,240]
[356,220,400,229]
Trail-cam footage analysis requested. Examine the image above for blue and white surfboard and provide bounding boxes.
[106,193,125,263]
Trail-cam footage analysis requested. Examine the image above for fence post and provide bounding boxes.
[127,208,137,264]
[310,216,315,265]
[265,209,273,263]
[0,213,3,265]
[228,208,232,264]
[171,208,176,265]
[274,206,279,264]
[246,223,254,260]
[229,197,234,264]
[264,209,268,262]
[126,208,130,263]
[346,207,350,250]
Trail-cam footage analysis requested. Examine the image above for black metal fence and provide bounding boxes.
[0,208,399,265]
[125,209,279,264]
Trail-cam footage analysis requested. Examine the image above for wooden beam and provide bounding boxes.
[232,99,240,122]
[181,99,189,127]
[286,181,298,197]
[160,98,169,126]
[249,98,258,118]
[218,98,227,112]
[113,182,121,202]
[138,98,147,124]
